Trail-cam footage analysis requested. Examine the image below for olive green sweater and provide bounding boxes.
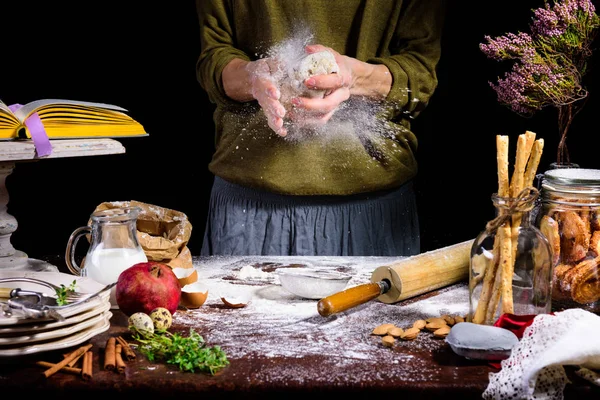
[196,0,446,195]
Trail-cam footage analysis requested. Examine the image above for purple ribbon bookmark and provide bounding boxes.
[9,104,52,157]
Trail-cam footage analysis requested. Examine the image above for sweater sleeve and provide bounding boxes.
[368,0,446,120]
[196,0,249,106]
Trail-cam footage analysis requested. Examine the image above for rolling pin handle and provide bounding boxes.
[317,280,389,318]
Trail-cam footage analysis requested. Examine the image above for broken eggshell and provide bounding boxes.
[172,267,199,287]
[180,281,208,309]
[221,291,251,308]
[445,322,519,361]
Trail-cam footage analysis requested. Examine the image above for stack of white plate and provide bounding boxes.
[0,271,112,357]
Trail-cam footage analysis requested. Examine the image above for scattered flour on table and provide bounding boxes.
[236,265,274,280]
[173,256,470,370]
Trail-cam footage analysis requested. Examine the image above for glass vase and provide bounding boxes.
[469,193,553,325]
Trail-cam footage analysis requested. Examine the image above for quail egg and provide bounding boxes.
[128,312,155,336]
[149,307,173,330]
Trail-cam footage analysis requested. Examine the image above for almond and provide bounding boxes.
[413,319,427,330]
[388,327,404,337]
[400,327,420,340]
[426,317,447,325]
[454,315,465,324]
[372,323,396,336]
[442,315,455,326]
[381,335,395,347]
[433,325,451,338]
[425,320,447,331]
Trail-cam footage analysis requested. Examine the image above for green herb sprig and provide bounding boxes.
[55,280,77,306]
[131,328,229,375]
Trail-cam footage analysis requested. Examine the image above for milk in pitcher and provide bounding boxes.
[84,247,147,308]
[84,247,148,285]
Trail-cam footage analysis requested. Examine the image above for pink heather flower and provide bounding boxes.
[482,0,598,110]
[480,0,599,165]
[480,32,533,61]
[532,0,597,38]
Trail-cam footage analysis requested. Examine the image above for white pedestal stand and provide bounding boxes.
[0,139,126,272]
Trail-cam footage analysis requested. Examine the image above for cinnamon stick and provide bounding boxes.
[115,343,126,373]
[104,336,116,371]
[82,351,93,381]
[116,336,136,361]
[43,344,92,378]
[62,350,85,368]
[35,361,82,375]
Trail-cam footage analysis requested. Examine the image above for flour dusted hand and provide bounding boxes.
[246,58,288,137]
[242,41,389,134]
[245,48,342,135]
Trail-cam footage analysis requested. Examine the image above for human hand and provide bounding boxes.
[287,44,355,127]
[246,58,288,137]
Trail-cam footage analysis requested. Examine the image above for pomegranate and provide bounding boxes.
[116,261,181,316]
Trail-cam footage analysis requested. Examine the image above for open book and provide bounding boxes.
[0,99,148,140]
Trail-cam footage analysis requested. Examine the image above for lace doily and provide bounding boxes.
[483,308,600,399]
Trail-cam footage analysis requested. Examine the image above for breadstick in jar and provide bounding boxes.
[524,138,544,188]
[504,132,537,314]
[496,222,514,320]
[473,135,510,324]
[509,131,536,198]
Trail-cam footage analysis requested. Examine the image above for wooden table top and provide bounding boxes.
[0,255,597,399]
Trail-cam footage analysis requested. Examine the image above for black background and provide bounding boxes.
[2,1,599,260]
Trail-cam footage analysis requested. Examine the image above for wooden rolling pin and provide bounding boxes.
[317,239,474,317]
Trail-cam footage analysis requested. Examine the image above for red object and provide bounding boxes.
[493,313,537,339]
[488,313,552,369]
[115,261,182,316]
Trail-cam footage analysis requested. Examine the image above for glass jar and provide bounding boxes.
[469,192,553,325]
[537,168,600,313]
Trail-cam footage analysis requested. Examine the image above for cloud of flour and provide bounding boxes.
[250,27,409,160]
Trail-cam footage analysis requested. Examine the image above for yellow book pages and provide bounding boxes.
[0,102,22,138]
[0,99,148,140]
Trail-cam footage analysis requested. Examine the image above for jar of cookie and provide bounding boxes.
[537,168,600,313]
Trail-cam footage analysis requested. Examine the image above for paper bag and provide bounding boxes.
[91,200,193,269]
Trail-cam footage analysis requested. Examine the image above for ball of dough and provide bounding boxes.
[294,51,339,80]
[290,50,340,98]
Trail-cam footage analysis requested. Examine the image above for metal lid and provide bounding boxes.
[542,168,600,194]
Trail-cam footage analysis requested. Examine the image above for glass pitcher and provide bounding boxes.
[65,206,148,307]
